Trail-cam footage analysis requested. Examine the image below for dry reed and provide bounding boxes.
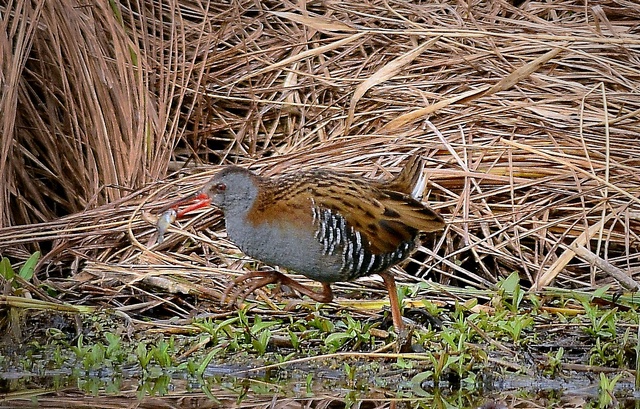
[1,0,639,319]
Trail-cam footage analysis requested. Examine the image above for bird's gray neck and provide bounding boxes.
[221,183,259,222]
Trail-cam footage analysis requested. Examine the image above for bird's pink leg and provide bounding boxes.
[278,279,333,303]
[222,270,277,305]
[222,270,334,306]
[379,271,405,335]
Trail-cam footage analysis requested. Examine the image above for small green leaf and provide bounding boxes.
[251,320,279,334]
[410,370,433,397]
[19,251,40,281]
[289,330,300,350]
[324,332,353,347]
[136,342,151,369]
[0,257,15,281]
[253,330,271,355]
[305,373,313,393]
[105,332,121,357]
[499,271,520,294]
[197,347,219,376]
[216,316,240,334]
[592,284,611,299]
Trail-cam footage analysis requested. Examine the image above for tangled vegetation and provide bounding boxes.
[1,0,640,407]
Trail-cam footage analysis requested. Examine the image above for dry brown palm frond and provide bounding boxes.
[0,0,639,319]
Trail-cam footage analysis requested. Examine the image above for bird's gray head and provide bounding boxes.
[200,166,260,215]
[163,166,262,226]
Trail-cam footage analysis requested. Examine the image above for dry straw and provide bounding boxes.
[1,0,639,318]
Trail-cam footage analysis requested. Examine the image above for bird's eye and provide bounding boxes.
[216,183,227,192]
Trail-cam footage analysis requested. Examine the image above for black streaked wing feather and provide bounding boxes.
[251,167,444,255]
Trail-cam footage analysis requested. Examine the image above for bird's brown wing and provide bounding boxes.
[315,180,444,254]
[295,175,443,255]
[249,170,444,255]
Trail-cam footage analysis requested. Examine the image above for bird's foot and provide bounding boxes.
[221,270,335,306]
[221,270,285,306]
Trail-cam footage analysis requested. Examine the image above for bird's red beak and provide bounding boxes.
[162,191,212,218]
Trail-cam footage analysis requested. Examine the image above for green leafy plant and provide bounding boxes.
[307,311,335,333]
[429,350,461,385]
[195,347,220,377]
[105,332,126,363]
[136,342,153,370]
[83,342,107,371]
[324,315,373,352]
[581,302,617,339]
[344,362,356,386]
[394,356,413,370]
[497,315,534,343]
[544,347,564,377]
[0,252,40,289]
[596,372,623,408]
[305,373,313,394]
[496,271,524,313]
[288,330,300,351]
[249,316,278,356]
[71,334,90,361]
[440,326,467,354]
[151,338,174,368]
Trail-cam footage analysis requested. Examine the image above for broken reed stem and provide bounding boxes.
[569,244,640,291]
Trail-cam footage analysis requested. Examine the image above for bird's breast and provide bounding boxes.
[225,213,346,283]
[224,195,420,283]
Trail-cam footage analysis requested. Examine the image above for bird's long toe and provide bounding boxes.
[238,274,280,303]
[221,270,284,306]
